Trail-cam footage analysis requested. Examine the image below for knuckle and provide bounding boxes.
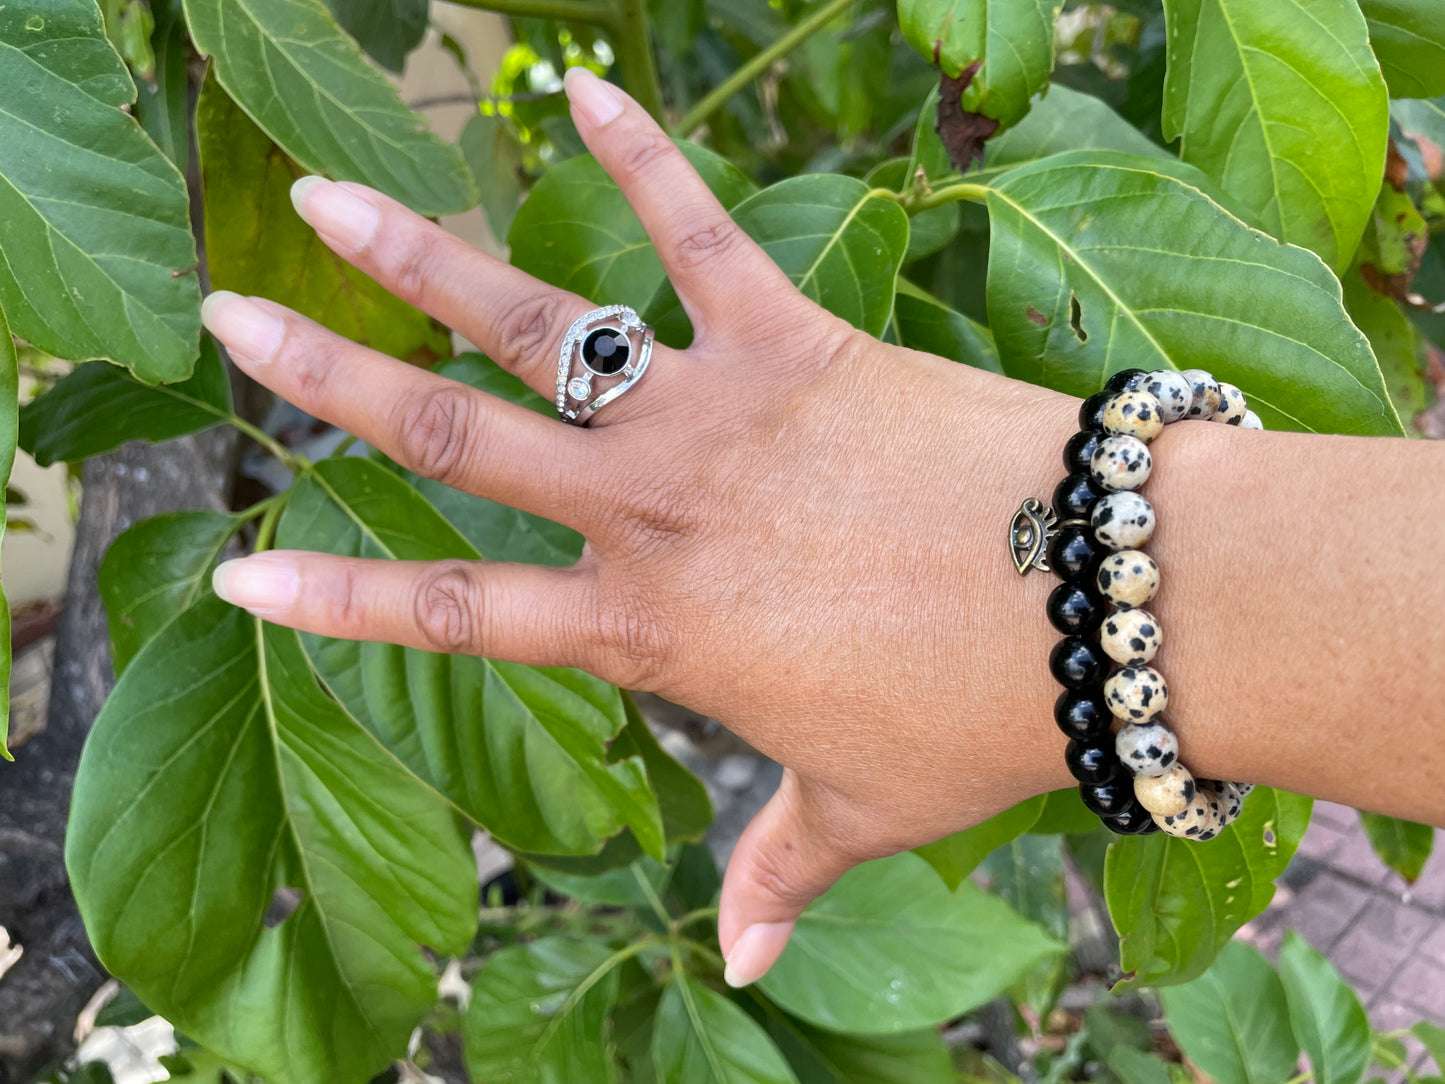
[413,563,482,654]
[394,386,479,486]
[591,600,669,690]
[327,563,362,632]
[617,131,674,181]
[746,847,825,911]
[493,293,562,374]
[391,238,442,306]
[671,219,744,275]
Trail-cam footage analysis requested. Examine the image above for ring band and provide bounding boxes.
[556,305,655,425]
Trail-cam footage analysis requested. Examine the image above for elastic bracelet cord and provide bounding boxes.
[1013,367,1260,840]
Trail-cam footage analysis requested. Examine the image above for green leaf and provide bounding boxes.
[528,852,671,910]
[762,1009,956,1084]
[866,158,960,261]
[1161,939,1300,1084]
[1357,0,1445,98]
[1030,787,1103,834]
[0,0,200,381]
[893,280,1001,373]
[98,510,243,674]
[913,795,1044,889]
[652,974,799,1084]
[183,0,476,216]
[1279,931,1371,1084]
[134,0,190,172]
[1357,810,1435,883]
[1106,1046,1175,1084]
[758,852,1063,1033]
[986,85,1169,169]
[322,0,428,73]
[979,834,1070,1016]
[66,599,478,1084]
[898,0,1062,129]
[1160,0,1388,270]
[461,112,527,242]
[276,457,665,859]
[198,74,450,365]
[508,142,757,347]
[617,690,713,845]
[1343,267,1432,427]
[729,176,911,338]
[464,938,622,1084]
[985,152,1404,436]
[1414,1022,1445,1073]
[18,336,233,467]
[0,308,15,760]
[1106,787,1314,989]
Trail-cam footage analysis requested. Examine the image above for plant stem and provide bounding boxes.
[672,0,856,138]
[253,500,284,552]
[439,0,616,26]
[632,866,673,928]
[677,938,726,972]
[896,180,992,214]
[228,414,305,471]
[610,0,664,120]
[671,906,719,933]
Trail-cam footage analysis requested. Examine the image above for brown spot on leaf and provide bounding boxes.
[935,63,999,173]
[1386,137,1409,191]
[1026,306,1048,326]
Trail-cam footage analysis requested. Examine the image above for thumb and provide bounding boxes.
[717,771,859,988]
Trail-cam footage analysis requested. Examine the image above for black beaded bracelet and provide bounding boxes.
[1012,367,1260,840]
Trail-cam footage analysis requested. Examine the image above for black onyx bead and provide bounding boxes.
[1046,525,1107,583]
[1080,778,1131,817]
[1065,740,1119,785]
[1105,368,1149,394]
[1079,391,1115,430]
[1063,429,1103,475]
[1104,801,1159,835]
[1054,688,1111,740]
[1047,581,1104,635]
[581,327,630,375]
[1049,635,1109,689]
[1052,472,1105,520]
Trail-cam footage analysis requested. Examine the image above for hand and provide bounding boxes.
[202,68,1079,987]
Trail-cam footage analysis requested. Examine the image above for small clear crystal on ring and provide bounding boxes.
[567,377,591,400]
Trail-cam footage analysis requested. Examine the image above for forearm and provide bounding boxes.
[985,376,1445,825]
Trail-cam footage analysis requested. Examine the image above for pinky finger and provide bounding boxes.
[211,551,595,668]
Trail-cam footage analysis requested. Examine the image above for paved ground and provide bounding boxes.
[1240,801,1445,1075]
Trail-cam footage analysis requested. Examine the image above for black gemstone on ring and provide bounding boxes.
[582,327,630,375]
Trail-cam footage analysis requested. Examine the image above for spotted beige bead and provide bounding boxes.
[1100,607,1162,666]
[1212,382,1248,424]
[1101,390,1164,443]
[1104,665,1168,722]
[1091,491,1155,551]
[1115,720,1179,776]
[1202,780,1245,825]
[1134,763,1196,817]
[1154,787,1225,840]
[1090,434,1152,492]
[1142,369,1192,423]
[1180,369,1221,419]
[1096,550,1160,608]
[1239,410,1263,430]
[1235,782,1256,797]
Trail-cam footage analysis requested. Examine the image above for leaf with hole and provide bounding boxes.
[0,0,200,381]
[1279,931,1371,1084]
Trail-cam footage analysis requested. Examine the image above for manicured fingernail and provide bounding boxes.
[722,922,793,988]
[212,556,298,615]
[289,176,380,252]
[200,291,283,365]
[564,67,625,127]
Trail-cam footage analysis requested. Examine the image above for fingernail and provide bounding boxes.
[564,67,625,127]
[200,291,283,366]
[289,176,380,252]
[722,922,794,988]
[213,555,298,615]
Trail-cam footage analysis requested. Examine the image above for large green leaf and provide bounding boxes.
[18,337,233,467]
[898,0,1061,129]
[758,852,1062,1033]
[893,280,1001,373]
[987,84,1169,168]
[762,1009,955,1084]
[1357,0,1445,99]
[1357,810,1435,883]
[1343,267,1432,426]
[979,834,1070,1017]
[984,152,1403,436]
[1161,939,1300,1084]
[1160,0,1388,270]
[464,938,621,1084]
[1279,932,1371,1084]
[198,73,451,365]
[652,974,798,1084]
[0,0,200,381]
[913,795,1043,889]
[134,0,190,171]
[1105,787,1314,989]
[507,143,757,347]
[729,176,911,338]
[183,0,476,216]
[67,598,478,1084]
[322,0,428,73]
[0,308,15,760]
[276,457,665,859]
[99,510,243,674]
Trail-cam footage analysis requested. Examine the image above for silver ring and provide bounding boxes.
[555,304,655,425]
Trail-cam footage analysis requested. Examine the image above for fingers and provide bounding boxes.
[288,173,594,397]
[211,551,595,667]
[562,68,797,339]
[717,772,859,988]
[201,291,592,525]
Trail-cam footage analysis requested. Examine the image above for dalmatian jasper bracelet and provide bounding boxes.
[1012,367,1261,840]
